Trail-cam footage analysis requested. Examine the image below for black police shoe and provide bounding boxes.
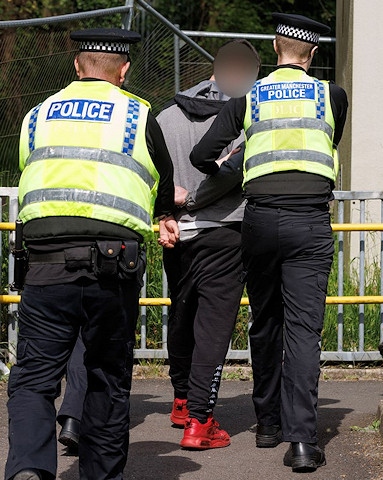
[256,424,282,448]
[13,469,42,480]
[58,416,80,450]
[283,442,326,472]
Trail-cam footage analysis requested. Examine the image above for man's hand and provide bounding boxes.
[174,186,189,206]
[215,146,241,167]
[158,215,180,248]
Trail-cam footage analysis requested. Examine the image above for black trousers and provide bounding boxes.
[242,203,334,443]
[57,332,87,425]
[163,225,244,422]
[6,277,140,480]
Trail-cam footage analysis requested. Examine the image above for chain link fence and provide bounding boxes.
[0,3,220,365]
[0,4,214,178]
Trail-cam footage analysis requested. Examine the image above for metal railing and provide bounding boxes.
[1,188,383,364]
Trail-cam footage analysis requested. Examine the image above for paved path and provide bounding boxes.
[1,377,383,479]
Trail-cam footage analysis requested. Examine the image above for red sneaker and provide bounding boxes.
[170,398,189,426]
[180,416,231,449]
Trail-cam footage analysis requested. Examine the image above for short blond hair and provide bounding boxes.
[76,51,128,77]
[275,34,314,61]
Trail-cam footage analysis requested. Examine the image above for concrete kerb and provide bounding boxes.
[132,364,383,381]
[319,367,383,381]
[3,364,382,383]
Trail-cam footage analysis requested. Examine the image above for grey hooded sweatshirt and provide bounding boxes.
[157,79,245,241]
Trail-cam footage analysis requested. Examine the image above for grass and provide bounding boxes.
[136,358,167,378]
[221,367,252,381]
[350,419,381,432]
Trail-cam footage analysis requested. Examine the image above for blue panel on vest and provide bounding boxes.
[46,99,115,122]
[258,82,315,102]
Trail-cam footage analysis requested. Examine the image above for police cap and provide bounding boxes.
[70,28,141,55]
[272,13,330,45]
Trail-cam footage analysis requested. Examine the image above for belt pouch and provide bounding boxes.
[94,240,122,279]
[119,240,140,279]
[64,246,93,271]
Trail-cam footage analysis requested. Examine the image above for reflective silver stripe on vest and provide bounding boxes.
[245,118,333,140]
[245,150,334,171]
[21,188,151,227]
[26,146,156,190]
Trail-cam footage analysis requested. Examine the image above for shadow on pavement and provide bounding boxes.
[127,441,201,480]
[318,397,353,448]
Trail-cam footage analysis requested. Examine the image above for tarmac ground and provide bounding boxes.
[1,370,383,480]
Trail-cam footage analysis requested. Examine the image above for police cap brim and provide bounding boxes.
[272,13,331,35]
[70,28,141,54]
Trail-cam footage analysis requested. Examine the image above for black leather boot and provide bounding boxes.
[58,416,80,450]
[256,424,282,448]
[283,442,326,472]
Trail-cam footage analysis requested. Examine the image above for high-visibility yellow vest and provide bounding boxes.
[243,68,338,185]
[18,81,159,242]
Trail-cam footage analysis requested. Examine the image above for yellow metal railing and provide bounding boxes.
[1,221,383,305]
[0,222,17,231]
[2,295,383,305]
[331,223,383,231]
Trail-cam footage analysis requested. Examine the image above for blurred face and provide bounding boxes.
[214,42,260,98]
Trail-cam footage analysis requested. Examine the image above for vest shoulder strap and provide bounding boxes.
[121,89,151,109]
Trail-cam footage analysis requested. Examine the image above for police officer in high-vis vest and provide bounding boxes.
[5,28,178,480]
[191,13,348,473]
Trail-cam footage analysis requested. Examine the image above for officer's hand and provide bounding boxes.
[158,216,180,248]
[215,146,241,167]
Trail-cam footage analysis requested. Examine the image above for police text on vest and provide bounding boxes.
[46,99,115,122]
[258,82,315,103]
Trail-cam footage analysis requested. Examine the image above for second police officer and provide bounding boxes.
[191,13,348,473]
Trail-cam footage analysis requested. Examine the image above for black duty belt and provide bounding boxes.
[29,251,67,264]
[246,200,329,212]
[28,245,94,266]
[28,242,141,281]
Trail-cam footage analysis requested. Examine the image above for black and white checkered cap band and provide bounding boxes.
[80,41,130,53]
[276,23,320,44]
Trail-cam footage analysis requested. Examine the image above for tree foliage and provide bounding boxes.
[152,0,336,77]
[0,1,336,33]
[152,0,336,32]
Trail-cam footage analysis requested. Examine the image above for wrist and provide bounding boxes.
[158,213,174,220]
[178,192,192,208]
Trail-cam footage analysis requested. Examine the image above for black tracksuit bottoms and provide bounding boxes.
[163,225,244,422]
